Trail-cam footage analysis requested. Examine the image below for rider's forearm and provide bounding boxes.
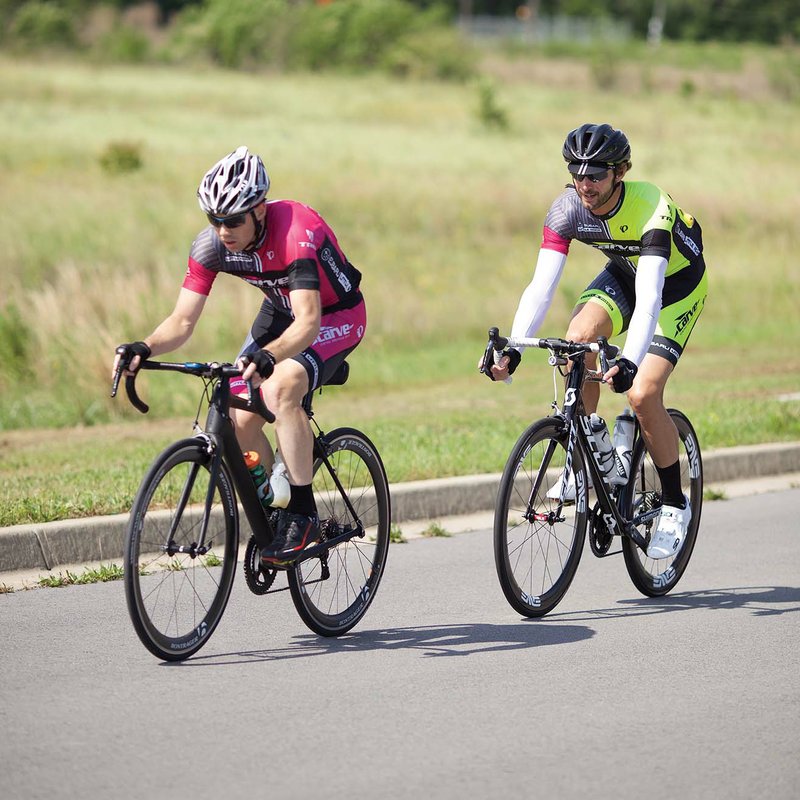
[621,255,666,365]
[143,314,197,357]
[264,318,320,362]
[510,248,567,342]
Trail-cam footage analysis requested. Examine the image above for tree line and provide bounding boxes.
[2,0,798,44]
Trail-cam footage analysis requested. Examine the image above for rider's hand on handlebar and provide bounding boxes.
[602,356,638,393]
[112,341,152,380]
[238,349,276,386]
[480,348,521,382]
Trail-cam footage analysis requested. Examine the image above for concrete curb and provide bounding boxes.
[1,441,799,575]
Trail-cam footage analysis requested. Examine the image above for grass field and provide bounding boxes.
[1,49,799,525]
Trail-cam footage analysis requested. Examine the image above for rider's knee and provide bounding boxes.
[627,377,661,415]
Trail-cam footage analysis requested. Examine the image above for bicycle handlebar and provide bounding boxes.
[111,359,274,422]
[480,326,620,380]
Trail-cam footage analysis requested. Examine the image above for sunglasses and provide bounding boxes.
[206,211,249,228]
[571,170,611,184]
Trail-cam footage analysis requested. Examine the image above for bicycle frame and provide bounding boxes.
[119,360,367,566]
[553,351,650,554]
[481,327,650,554]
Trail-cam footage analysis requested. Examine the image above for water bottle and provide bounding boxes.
[268,452,291,509]
[243,451,274,509]
[611,409,635,486]
[588,413,615,479]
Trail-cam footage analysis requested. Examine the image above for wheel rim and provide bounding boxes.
[497,424,587,612]
[623,412,702,591]
[126,448,237,657]
[293,433,389,631]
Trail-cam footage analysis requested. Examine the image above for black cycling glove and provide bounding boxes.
[610,357,638,393]
[116,341,152,372]
[503,348,522,375]
[242,349,276,379]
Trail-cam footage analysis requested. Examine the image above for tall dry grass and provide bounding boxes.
[1,54,799,436]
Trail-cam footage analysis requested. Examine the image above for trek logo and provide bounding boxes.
[675,300,699,333]
[314,322,354,344]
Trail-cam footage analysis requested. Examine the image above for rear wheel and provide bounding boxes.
[124,439,239,661]
[288,428,390,636]
[621,410,703,596]
[494,417,589,617]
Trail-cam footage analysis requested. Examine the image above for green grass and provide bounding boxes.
[0,52,799,526]
[36,563,124,588]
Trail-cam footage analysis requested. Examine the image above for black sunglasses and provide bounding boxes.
[206,211,249,228]
[571,170,611,184]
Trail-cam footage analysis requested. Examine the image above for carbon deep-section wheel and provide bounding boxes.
[494,417,589,617]
[124,439,239,661]
[288,428,390,636]
[621,409,703,596]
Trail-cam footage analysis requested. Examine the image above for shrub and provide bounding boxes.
[475,79,510,131]
[383,26,477,81]
[99,141,144,174]
[92,25,152,64]
[9,1,77,49]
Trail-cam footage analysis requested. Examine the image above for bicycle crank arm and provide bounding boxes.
[292,524,365,564]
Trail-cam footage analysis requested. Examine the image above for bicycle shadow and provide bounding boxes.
[172,621,594,667]
[544,585,800,622]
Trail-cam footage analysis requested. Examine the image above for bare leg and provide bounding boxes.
[564,302,613,414]
[258,360,313,485]
[626,353,678,468]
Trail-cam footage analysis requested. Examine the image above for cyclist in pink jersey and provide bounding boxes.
[113,146,366,564]
[487,124,707,560]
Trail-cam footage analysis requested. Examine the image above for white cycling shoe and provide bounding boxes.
[647,495,691,559]
[546,470,592,503]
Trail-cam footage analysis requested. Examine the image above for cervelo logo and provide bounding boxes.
[320,247,352,292]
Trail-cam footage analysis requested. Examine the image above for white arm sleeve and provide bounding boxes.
[509,248,568,342]
[621,254,667,366]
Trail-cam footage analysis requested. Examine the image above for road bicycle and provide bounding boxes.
[111,356,390,661]
[480,327,703,617]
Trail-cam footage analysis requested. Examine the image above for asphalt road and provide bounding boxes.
[2,488,798,800]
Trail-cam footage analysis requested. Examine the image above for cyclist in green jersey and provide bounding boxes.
[488,123,707,559]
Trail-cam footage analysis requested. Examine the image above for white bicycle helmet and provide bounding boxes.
[197,146,270,216]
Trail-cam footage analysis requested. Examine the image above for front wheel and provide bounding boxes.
[494,417,589,617]
[621,409,703,596]
[288,428,391,636]
[124,439,239,661]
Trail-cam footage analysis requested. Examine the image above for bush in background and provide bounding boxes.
[7,1,79,50]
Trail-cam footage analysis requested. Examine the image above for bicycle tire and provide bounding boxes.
[124,439,239,661]
[288,428,390,636]
[620,409,703,597]
[494,417,589,617]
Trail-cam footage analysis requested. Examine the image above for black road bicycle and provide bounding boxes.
[111,356,390,661]
[480,328,703,617]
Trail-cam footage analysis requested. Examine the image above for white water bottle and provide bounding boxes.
[269,452,291,509]
[588,413,615,478]
[611,409,635,486]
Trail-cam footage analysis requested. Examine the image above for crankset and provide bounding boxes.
[243,535,277,595]
[589,502,614,557]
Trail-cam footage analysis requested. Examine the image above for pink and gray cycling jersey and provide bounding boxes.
[183,199,362,314]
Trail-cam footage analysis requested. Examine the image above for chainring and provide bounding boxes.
[589,502,614,557]
[243,535,277,595]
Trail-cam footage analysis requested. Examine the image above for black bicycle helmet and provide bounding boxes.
[563,123,631,176]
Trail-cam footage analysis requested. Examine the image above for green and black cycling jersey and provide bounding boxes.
[542,181,704,277]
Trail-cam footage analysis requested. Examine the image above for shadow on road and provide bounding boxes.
[545,584,800,622]
[172,621,594,666]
